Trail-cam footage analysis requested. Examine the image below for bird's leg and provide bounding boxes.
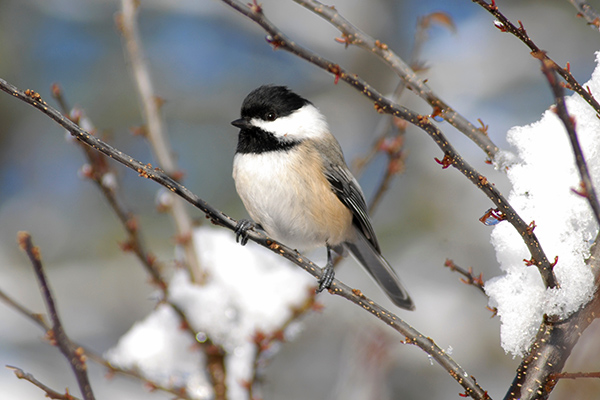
[234,219,257,246]
[317,246,336,293]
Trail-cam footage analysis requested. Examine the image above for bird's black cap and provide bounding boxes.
[236,85,311,123]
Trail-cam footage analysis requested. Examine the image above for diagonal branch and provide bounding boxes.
[293,0,499,159]
[7,366,82,400]
[538,58,600,227]
[443,259,487,296]
[567,0,600,31]
[17,232,96,400]
[0,78,488,400]
[472,0,600,117]
[49,84,227,399]
[51,84,165,288]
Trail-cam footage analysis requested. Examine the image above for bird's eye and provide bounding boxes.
[265,112,277,121]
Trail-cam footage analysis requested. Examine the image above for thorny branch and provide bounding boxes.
[17,232,96,400]
[0,78,489,400]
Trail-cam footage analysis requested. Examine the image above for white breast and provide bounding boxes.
[232,147,352,251]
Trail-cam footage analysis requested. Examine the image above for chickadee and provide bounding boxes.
[231,85,414,310]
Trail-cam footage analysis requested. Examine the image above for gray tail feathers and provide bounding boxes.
[344,232,415,311]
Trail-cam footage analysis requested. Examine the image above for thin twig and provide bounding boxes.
[248,287,320,396]
[473,0,600,117]
[51,84,165,288]
[368,131,406,214]
[363,13,455,211]
[17,232,96,400]
[293,0,499,160]
[567,0,600,31]
[538,58,600,227]
[7,366,82,400]
[117,0,203,284]
[355,11,442,212]
[0,78,489,400]
[0,288,49,328]
[0,287,196,400]
[443,259,487,295]
[550,371,600,380]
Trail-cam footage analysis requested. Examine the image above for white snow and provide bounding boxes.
[106,226,314,399]
[485,52,600,356]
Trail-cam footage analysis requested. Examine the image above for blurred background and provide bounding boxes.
[1,0,600,399]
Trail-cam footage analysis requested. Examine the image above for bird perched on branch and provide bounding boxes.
[231,85,414,310]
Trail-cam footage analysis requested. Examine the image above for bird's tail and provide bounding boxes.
[344,231,415,310]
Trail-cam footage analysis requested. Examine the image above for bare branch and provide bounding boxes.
[0,288,49,328]
[50,84,166,289]
[7,366,82,400]
[538,58,600,227]
[117,0,203,284]
[248,287,320,396]
[293,0,499,160]
[0,287,196,400]
[443,259,487,296]
[16,232,96,400]
[550,371,600,380]
[367,131,406,214]
[473,0,600,117]
[567,0,600,31]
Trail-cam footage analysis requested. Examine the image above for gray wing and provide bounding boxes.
[324,164,380,252]
[344,231,415,310]
[318,140,415,310]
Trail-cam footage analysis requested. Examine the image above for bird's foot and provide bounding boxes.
[234,219,255,246]
[317,262,335,293]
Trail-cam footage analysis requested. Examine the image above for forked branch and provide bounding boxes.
[0,78,488,400]
[17,232,96,400]
[293,0,499,159]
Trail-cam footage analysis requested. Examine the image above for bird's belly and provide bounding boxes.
[233,151,352,250]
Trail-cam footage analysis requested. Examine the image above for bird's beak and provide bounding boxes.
[231,118,251,129]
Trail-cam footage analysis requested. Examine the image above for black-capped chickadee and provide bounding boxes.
[231,85,414,310]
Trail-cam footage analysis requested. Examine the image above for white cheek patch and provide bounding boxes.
[251,104,329,141]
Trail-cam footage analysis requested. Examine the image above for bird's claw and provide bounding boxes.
[317,263,335,293]
[235,219,255,246]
